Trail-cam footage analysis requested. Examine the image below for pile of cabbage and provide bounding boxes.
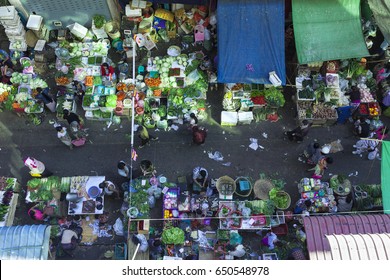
[0,83,12,95]
[153,55,189,88]
[10,72,30,84]
[68,41,108,57]
[29,78,48,89]
[10,40,24,50]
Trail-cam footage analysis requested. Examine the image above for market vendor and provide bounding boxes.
[100,63,116,80]
[0,49,13,78]
[226,244,246,259]
[35,87,56,113]
[284,120,312,143]
[192,166,209,193]
[27,203,55,222]
[117,160,130,179]
[336,192,353,213]
[99,180,121,199]
[60,228,79,257]
[72,81,86,99]
[345,86,361,105]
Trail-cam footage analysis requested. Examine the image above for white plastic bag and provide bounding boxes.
[113,218,124,236]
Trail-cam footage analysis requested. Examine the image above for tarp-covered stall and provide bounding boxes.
[0,225,51,260]
[217,0,286,85]
[368,0,390,44]
[381,141,390,214]
[292,0,369,64]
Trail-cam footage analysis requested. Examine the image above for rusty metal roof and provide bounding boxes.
[303,215,390,260]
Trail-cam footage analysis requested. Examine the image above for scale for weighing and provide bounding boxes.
[57,29,68,41]
[123,29,136,58]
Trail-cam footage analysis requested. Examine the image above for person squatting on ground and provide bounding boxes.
[354,117,370,138]
[352,138,381,160]
[192,126,207,145]
[55,125,73,149]
[192,166,209,193]
[284,119,312,142]
[63,109,87,140]
[60,229,79,257]
[137,124,158,148]
[117,160,130,178]
[35,87,56,113]
[24,156,53,178]
[131,233,149,252]
[188,112,198,129]
[99,180,121,199]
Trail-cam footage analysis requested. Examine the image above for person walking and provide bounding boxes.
[137,124,158,148]
[284,120,312,143]
[55,125,73,149]
[303,142,321,165]
[117,160,130,179]
[188,112,198,129]
[307,156,333,179]
[354,117,370,138]
[23,156,53,177]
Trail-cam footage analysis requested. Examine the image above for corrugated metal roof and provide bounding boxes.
[303,215,390,260]
[0,225,51,260]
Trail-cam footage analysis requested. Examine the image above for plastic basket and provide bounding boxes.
[115,243,127,260]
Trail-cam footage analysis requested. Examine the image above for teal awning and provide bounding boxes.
[292,0,369,64]
[381,141,390,214]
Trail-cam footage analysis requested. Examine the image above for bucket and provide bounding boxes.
[112,38,123,51]
[104,21,121,39]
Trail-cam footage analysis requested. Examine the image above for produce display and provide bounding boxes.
[0,177,16,191]
[161,227,185,245]
[10,73,30,84]
[353,184,382,210]
[298,177,336,213]
[27,177,61,201]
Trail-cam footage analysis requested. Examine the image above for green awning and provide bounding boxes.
[368,0,390,44]
[381,141,390,214]
[292,0,369,64]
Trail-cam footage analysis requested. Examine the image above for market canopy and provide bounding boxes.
[381,141,390,214]
[367,0,390,44]
[292,0,369,64]
[303,215,390,260]
[217,0,286,85]
[0,225,51,260]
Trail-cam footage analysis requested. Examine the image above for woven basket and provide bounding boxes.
[273,191,291,210]
[253,179,275,200]
[216,176,235,196]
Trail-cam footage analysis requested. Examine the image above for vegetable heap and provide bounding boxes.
[161,227,185,245]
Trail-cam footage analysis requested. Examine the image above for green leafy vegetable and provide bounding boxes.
[162,227,185,245]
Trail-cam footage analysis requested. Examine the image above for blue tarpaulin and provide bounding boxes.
[217,0,286,84]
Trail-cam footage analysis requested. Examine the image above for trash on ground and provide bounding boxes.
[208,151,224,161]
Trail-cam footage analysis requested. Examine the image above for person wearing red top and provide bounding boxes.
[101,63,116,80]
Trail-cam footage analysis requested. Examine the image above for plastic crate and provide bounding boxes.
[115,243,127,260]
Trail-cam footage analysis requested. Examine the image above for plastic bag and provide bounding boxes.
[196,230,213,249]
[186,69,200,85]
[368,149,378,160]
[113,218,124,236]
[329,140,343,153]
[148,195,156,208]
[229,231,242,246]
[208,151,224,161]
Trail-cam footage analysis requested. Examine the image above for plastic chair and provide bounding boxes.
[194,25,205,43]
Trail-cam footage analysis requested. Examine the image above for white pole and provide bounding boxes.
[132,243,140,260]
[129,38,136,183]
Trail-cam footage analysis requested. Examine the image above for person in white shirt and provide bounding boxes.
[227,244,246,258]
[192,167,209,192]
[56,126,73,149]
[23,156,52,177]
[117,161,130,178]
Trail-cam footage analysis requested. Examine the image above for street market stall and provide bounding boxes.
[0,177,20,227]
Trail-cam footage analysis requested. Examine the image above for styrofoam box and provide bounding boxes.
[67,22,88,39]
[126,5,142,17]
[238,111,254,124]
[9,40,27,51]
[0,14,20,25]
[7,32,26,41]
[0,6,17,20]
[221,111,238,126]
[27,15,43,31]
[5,21,24,35]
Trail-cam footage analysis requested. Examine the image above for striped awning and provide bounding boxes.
[303,215,390,260]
